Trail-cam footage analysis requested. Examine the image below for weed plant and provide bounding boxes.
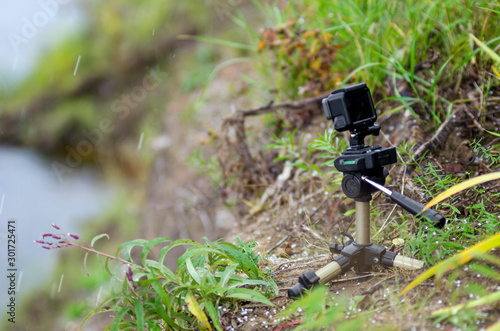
[35,225,276,330]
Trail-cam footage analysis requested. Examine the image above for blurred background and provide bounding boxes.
[0,1,260,329]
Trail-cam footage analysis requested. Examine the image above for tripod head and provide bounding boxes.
[323,83,397,202]
[322,83,445,226]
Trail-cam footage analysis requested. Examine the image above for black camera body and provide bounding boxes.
[322,83,377,132]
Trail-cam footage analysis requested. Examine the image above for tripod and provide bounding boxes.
[288,124,445,299]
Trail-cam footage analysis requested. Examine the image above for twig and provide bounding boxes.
[268,236,289,254]
[329,273,380,284]
[408,106,465,174]
[235,94,329,118]
[463,107,486,132]
[220,94,329,183]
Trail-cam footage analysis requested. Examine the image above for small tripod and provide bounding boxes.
[288,84,445,298]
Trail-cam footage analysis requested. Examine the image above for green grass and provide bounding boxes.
[219,0,500,127]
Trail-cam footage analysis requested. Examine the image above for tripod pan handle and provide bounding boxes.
[390,192,445,228]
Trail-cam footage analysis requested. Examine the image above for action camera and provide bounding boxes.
[322,83,377,132]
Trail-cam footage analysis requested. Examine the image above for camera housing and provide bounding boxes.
[322,83,377,132]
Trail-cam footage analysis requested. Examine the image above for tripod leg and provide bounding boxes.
[288,255,351,298]
[393,255,425,270]
[316,260,343,284]
[381,251,425,270]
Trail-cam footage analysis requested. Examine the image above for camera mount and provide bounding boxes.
[288,83,446,299]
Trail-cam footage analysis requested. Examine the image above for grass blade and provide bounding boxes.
[431,290,500,316]
[400,232,500,295]
[469,34,500,64]
[486,321,500,331]
[422,172,500,211]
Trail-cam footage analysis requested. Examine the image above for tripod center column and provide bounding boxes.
[355,201,371,244]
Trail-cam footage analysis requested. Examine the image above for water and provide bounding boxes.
[0,147,112,316]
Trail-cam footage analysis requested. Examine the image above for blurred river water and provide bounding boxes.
[0,147,113,316]
[0,0,114,320]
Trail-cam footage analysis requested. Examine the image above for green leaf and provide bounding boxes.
[150,277,171,308]
[273,155,293,162]
[225,288,273,306]
[91,233,110,247]
[227,278,275,289]
[145,260,177,282]
[158,239,203,270]
[83,251,89,276]
[205,300,223,331]
[199,267,217,286]
[177,248,230,269]
[310,164,323,175]
[218,264,237,287]
[134,300,145,331]
[443,242,464,250]
[137,276,162,287]
[153,295,186,330]
[116,239,149,262]
[111,306,132,331]
[344,209,356,216]
[140,237,172,266]
[80,308,108,330]
[186,257,201,284]
[214,242,260,279]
